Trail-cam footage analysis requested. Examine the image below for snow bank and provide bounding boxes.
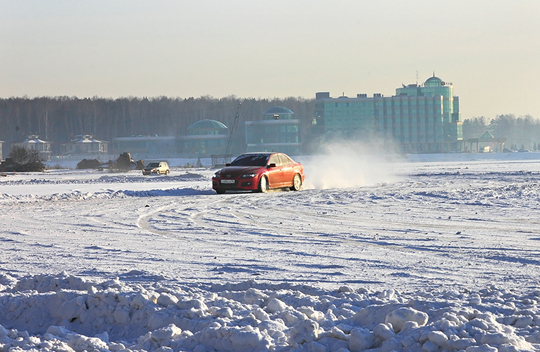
[0,273,538,351]
[0,187,215,203]
[0,170,214,201]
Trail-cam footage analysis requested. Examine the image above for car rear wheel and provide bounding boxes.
[290,174,302,191]
[165,170,169,175]
[258,176,268,193]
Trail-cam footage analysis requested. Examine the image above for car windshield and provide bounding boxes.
[146,163,159,168]
[230,154,269,167]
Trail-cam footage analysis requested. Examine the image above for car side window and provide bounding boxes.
[268,155,281,166]
[278,154,291,166]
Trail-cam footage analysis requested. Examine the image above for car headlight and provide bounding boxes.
[241,173,256,178]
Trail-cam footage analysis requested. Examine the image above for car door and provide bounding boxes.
[266,154,283,188]
[278,154,295,187]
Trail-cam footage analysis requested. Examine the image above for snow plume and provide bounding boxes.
[301,139,404,190]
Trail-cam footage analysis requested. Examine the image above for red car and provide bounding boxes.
[212,152,305,194]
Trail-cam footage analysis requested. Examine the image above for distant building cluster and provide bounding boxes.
[3,75,469,162]
[111,106,301,160]
[7,135,108,162]
[107,75,464,159]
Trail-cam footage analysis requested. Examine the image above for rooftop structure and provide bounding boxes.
[262,106,295,120]
[187,119,229,135]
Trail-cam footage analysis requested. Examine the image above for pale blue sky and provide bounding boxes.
[1,0,539,120]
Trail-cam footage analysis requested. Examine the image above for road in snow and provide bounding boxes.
[0,156,540,351]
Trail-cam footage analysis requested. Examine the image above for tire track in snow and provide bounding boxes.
[136,201,181,237]
[135,185,540,289]
[136,196,228,239]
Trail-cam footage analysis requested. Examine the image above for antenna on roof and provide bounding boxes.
[416,70,419,85]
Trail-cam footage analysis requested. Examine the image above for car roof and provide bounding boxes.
[241,152,273,154]
[237,152,277,157]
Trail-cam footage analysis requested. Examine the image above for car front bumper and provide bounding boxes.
[212,178,258,191]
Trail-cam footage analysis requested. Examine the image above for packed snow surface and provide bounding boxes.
[1,156,540,351]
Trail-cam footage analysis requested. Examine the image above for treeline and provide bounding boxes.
[1,95,539,152]
[0,96,315,146]
[463,114,540,150]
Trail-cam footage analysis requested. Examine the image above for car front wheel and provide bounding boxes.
[290,174,302,191]
[258,176,268,193]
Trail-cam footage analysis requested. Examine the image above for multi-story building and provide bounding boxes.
[245,106,301,155]
[315,74,463,153]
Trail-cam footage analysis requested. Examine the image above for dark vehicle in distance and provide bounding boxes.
[212,152,304,194]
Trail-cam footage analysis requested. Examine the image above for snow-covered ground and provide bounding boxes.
[1,154,540,351]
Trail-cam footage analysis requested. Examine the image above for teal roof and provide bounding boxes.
[188,119,228,130]
[425,75,443,87]
[263,106,294,115]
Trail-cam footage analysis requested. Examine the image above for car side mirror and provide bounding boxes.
[268,163,276,168]
[225,163,231,166]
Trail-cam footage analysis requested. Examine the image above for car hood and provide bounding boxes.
[218,166,264,175]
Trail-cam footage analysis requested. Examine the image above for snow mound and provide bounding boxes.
[0,172,209,187]
[0,187,214,203]
[0,273,538,351]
